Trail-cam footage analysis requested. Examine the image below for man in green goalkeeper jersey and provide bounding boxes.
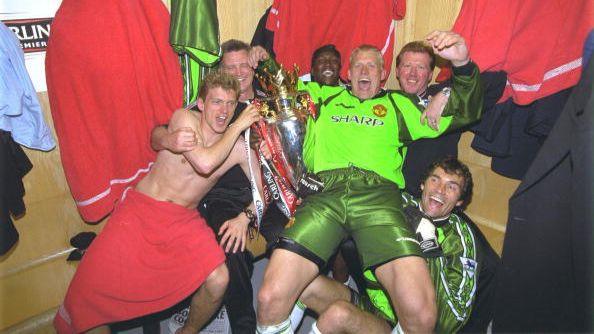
[251,31,483,334]
[298,157,480,333]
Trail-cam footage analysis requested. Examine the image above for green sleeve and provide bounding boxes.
[391,92,453,144]
[441,62,483,129]
[395,62,483,144]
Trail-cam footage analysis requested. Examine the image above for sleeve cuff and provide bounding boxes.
[452,61,477,77]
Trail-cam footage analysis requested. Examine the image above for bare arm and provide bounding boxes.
[171,105,260,175]
[150,124,197,152]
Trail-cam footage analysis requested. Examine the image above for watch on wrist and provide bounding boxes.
[441,87,452,98]
[243,208,256,224]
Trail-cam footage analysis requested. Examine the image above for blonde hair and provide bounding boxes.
[349,45,384,69]
[198,71,240,100]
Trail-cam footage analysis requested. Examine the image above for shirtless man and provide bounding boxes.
[53,72,262,334]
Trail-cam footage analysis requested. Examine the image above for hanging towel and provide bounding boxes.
[54,189,225,333]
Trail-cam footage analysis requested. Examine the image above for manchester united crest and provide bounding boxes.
[372,104,387,117]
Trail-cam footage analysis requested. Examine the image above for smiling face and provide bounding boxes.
[348,48,386,100]
[197,87,238,135]
[311,50,341,86]
[396,51,433,95]
[420,166,465,219]
[221,50,254,101]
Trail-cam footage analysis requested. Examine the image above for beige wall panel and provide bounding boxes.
[1,259,77,326]
[217,0,272,42]
[0,91,101,329]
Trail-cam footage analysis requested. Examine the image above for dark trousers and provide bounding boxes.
[200,199,287,333]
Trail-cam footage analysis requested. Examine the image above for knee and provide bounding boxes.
[205,263,229,297]
[398,296,437,332]
[317,301,352,332]
[257,280,282,310]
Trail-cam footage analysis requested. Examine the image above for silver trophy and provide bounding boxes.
[252,64,322,217]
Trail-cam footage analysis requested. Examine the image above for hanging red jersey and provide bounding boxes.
[438,0,593,105]
[266,0,406,81]
[46,0,183,222]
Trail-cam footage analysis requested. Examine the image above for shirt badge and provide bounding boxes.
[372,104,387,117]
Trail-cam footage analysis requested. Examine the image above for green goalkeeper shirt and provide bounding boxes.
[297,62,482,188]
[364,192,479,332]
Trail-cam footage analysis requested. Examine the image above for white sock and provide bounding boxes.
[256,318,293,334]
[290,301,306,331]
[309,321,322,334]
[392,322,405,334]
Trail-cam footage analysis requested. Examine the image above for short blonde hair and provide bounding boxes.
[198,71,240,100]
[349,45,384,69]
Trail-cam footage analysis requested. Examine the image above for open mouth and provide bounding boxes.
[358,78,371,90]
[216,115,228,125]
[322,69,335,77]
[428,195,444,210]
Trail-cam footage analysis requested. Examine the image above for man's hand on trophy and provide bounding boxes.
[230,104,262,132]
[248,45,270,68]
[258,140,273,160]
[164,127,198,153]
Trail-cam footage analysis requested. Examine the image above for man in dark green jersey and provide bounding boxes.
[295,157,481,333]
[252,31,483,334]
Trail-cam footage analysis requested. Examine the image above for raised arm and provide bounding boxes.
[426,31,483,127]
[396,31,483,144]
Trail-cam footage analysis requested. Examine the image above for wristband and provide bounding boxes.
[243,208,256,224]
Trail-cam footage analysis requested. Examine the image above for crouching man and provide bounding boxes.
[54,72,262,333]
[298,157,485,333]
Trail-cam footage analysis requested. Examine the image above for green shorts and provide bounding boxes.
[279,166,421,269]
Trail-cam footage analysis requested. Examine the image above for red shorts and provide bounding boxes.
[54,189,225,333]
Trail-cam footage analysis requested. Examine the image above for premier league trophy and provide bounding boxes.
[251,63,323,218]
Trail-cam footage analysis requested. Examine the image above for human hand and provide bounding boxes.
[421,91,449,131]
[230,105,261,132]
[218,214,250,253]
[248,46,270,68]
[425,31,469,67]
[165,127,198,153]
[259,140,272,160]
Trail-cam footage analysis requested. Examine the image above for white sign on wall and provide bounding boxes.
[1,0,62,92]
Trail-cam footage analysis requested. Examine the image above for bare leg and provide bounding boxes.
[316,300,391,334]
[375,256,436,333]
[257,249,318,326]
[178,263,229,334]
[299,276,351,315]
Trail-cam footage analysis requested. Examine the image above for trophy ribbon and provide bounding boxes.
[243,127,264,230]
